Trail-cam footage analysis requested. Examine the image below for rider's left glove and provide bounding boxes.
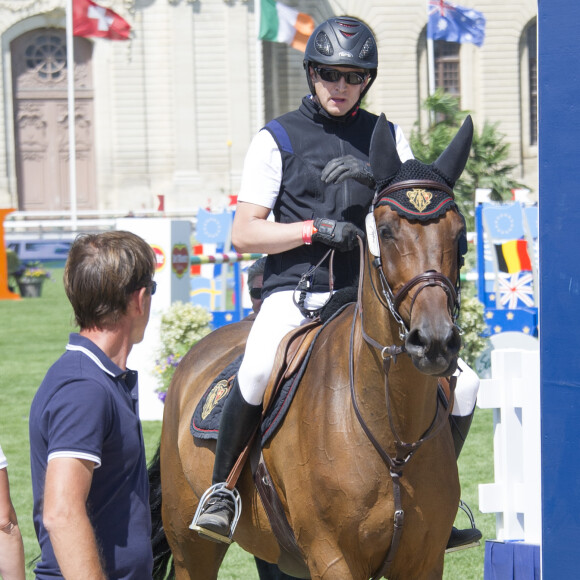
[321,155,375,188]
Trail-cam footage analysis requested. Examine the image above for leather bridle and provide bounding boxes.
[349,187,463,578]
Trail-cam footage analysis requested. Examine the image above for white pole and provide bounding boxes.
[255,0,264,131]
[427,36,435,97]
[66,0,78,232]
[426,0,436,97]
[426,0,436,128]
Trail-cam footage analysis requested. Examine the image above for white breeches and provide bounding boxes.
[237,290,480,415]
[238,290,330,405]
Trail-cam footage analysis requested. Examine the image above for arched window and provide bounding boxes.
[434,40,460,96]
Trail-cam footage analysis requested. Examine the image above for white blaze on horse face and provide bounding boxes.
[366,213,380,257]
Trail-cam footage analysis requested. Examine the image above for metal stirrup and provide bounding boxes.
[189,483,242,544]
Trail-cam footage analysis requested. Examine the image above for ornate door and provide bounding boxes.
[11,29,96,211]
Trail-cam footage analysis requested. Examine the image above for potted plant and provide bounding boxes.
[15,261,51,297]
[6,249,21,293]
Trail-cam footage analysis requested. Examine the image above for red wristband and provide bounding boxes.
[302,220,314,245]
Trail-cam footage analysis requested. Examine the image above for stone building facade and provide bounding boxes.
[0,0,537,214]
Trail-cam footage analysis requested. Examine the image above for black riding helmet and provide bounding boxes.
[304,16,378,104]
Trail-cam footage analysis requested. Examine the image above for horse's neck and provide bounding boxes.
[354,274,440,445]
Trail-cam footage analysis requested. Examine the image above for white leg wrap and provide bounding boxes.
[452,357,480,416]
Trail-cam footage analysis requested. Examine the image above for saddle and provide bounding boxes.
[190,317,322,443]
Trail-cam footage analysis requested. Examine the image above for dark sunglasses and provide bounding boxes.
[147,281,157,296]
[249,287,262,300]
[314,67,367,86]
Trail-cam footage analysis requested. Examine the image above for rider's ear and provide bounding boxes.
[432,115,474,185]
[369,113,402,186]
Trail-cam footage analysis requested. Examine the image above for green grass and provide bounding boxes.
[0,269,494,579]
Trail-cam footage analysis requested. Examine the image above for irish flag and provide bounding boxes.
[259,0,315,52]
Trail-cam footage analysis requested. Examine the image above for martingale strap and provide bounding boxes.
[349,236,458,579]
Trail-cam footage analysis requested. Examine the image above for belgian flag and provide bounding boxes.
[495,239,532,273]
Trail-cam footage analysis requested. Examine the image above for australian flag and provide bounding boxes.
[428,1,486,47]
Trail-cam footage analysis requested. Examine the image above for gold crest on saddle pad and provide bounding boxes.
[407,189,433,212]
[202,380,231,420]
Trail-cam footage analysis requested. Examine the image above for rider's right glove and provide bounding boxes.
[302,218,364,252]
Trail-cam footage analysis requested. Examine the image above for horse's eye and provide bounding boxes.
[379,226,393,240]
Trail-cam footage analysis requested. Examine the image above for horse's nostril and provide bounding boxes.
[406,325,461,358]
[406,328,427,355]
[447,328,462,355]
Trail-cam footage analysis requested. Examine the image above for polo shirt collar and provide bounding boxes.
[65,333,129,379]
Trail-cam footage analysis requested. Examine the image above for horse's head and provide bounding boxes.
[365,114,473,376]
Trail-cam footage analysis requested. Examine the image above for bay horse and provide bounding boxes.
[151,113,473,580]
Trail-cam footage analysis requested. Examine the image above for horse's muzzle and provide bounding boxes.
[404,322,461,376]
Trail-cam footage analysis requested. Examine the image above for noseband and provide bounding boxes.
[370,258,461,342]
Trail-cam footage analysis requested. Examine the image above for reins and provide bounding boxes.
[293,248,335,318]
[349,235,458,579]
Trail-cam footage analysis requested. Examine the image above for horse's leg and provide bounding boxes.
[302,538,371,580]
[172,537,228,580]
[161,460,228,579]
[160,430,227,579]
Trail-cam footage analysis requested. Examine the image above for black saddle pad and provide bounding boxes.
[190,298,356,447]
[190,354,309,447]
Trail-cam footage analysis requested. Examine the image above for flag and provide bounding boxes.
[190,277,224,311]
[497,272,535,309]
[427,1,486,47]
[482,202,525,240]
[195,209,233,245]
[259,0,315,52]
[494,239,532,274]
[73,0,131,40]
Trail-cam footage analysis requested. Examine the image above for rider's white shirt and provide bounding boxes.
[237,119,414,209]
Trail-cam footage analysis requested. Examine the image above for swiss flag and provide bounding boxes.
[73,0,131,40]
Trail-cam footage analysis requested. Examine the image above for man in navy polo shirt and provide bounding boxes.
[29,231,157,579]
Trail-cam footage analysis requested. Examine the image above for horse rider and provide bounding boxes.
[192,15,481,552]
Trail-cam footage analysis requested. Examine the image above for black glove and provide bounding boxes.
[321,155,375,188]
[311,218,364,252]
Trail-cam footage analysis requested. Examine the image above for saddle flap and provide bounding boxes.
[263,319,321,411]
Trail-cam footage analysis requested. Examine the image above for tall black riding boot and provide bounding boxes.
[446,407,483,552]
[192,377,262,543]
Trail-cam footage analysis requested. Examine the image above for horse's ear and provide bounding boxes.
[370,113,402,184]
[432,115,474,185]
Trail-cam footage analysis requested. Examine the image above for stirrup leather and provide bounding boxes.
[189,483,242,544]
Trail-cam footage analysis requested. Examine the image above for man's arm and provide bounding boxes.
[43,457,107,580]
[232,202,305,255]
[0,468,25,580]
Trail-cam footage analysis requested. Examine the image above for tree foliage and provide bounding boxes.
[410,89,529,228]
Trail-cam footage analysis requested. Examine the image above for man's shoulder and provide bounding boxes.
[31,352,113,419]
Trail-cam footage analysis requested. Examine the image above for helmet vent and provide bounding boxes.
[314,32,334,57]
[359,37,376,61]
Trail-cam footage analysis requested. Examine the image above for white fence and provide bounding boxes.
[478,345,542,544]
[4,209,201,240]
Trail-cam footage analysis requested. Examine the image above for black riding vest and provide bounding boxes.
[261,96,381,299]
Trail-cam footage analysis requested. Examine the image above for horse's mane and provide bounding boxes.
[319,284,358,323]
